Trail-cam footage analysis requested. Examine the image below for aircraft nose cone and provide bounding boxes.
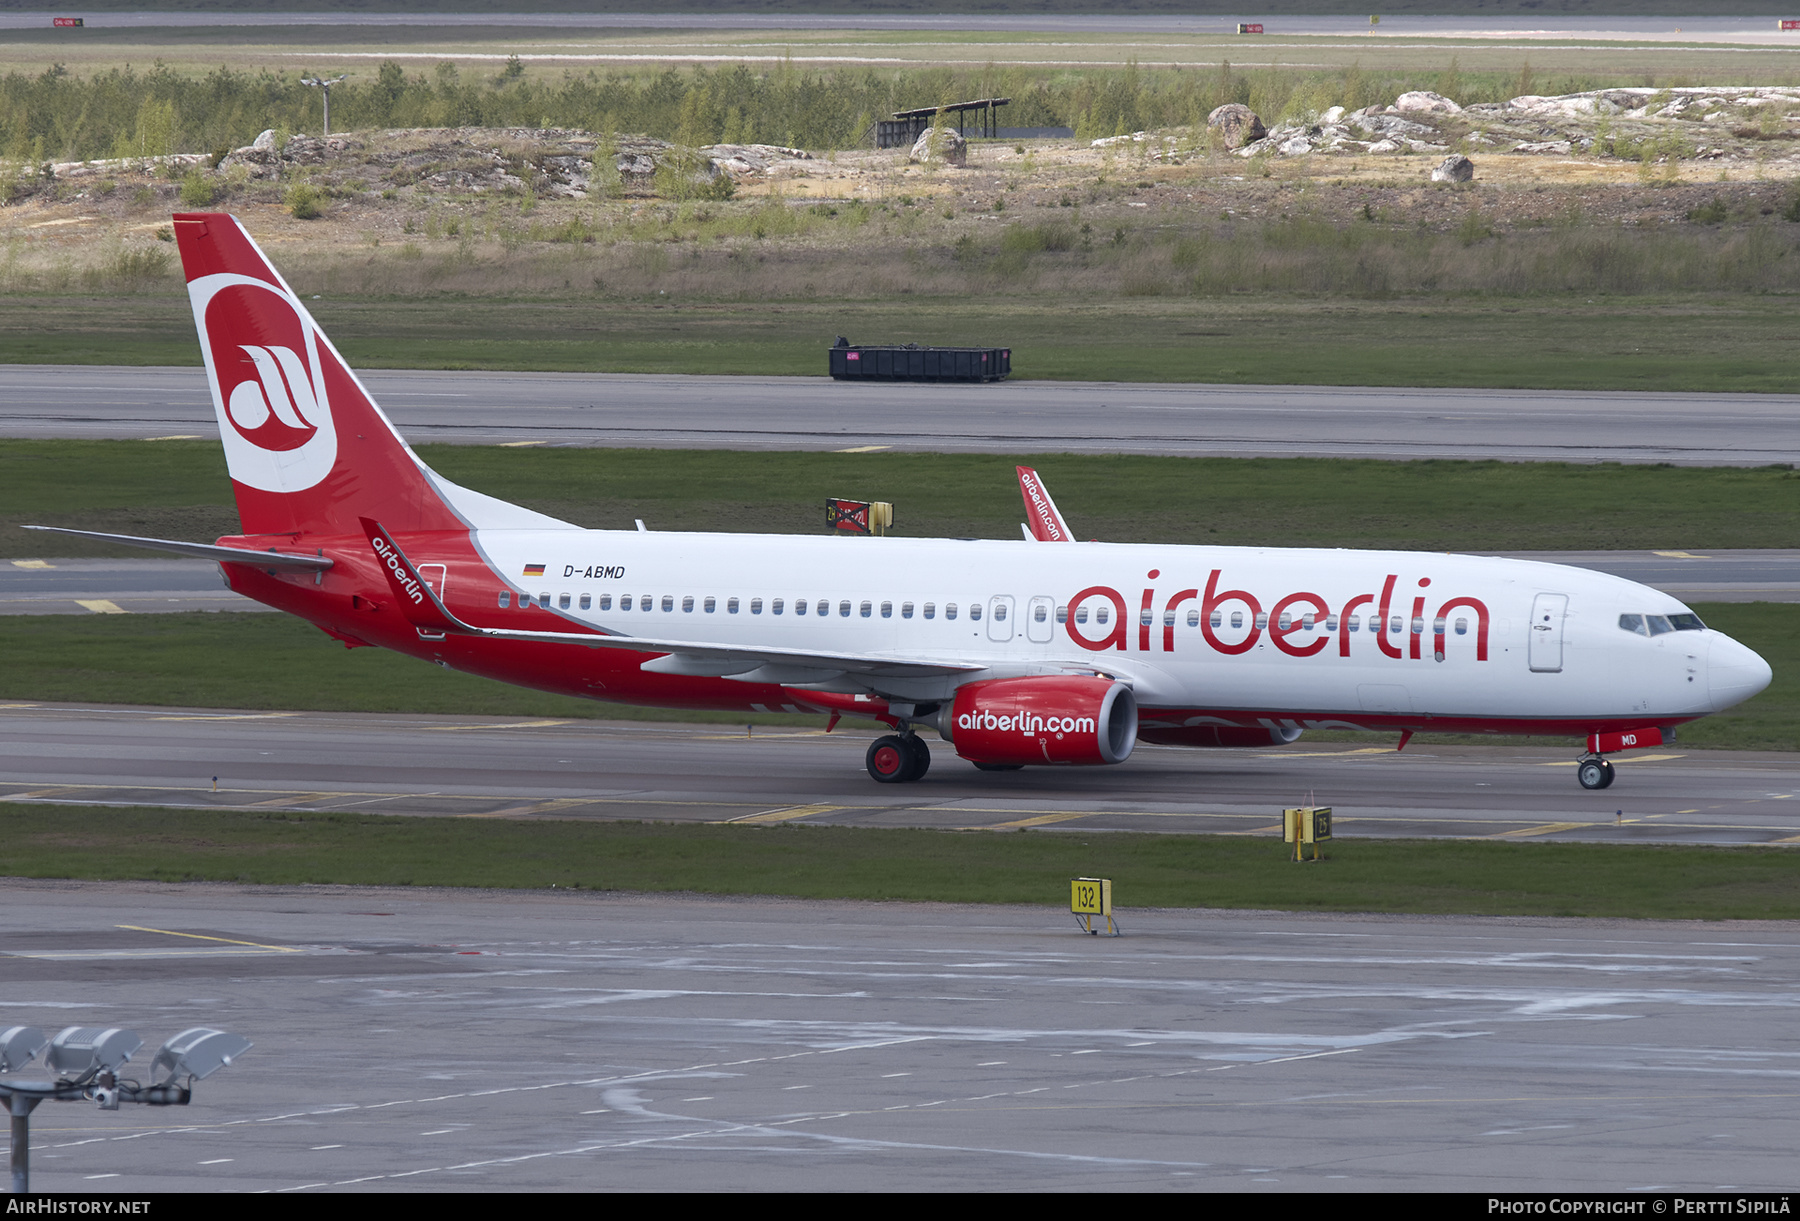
[1709,633,1773,713]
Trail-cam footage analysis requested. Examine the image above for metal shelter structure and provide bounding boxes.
[874,98,1011,148]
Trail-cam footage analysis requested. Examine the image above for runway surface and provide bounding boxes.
[3,703,1798,846]
[11,366,1800,465]
[7,549,1793,617]
[4,880,1800,1193]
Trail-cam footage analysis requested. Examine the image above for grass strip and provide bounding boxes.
[0,603,1792,747]
[8,441,1800,557]
[14,294,1800,395]
[5,803,1800,920]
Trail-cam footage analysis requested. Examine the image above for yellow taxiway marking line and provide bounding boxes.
[457,798,590,818]
[1489,822,1586,839]
[145,435,203,441]
[430,720,576,731]
[75,599,127,614]
[1543,753,1686,766]
[116,925,301,953]
[835,445,891,453]
[0,703,38,708]
[152,712,299,721]
[1258,747,1392,759]
[728,803,845,824]
[499,440,545,448]
[1653,550,1711,559]
[981,812,1092,830]
[10,560,52,569]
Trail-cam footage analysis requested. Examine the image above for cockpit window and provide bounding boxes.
[1646,615,1674,636]
[1669,613,1706,631]
[1619,614,1647,636]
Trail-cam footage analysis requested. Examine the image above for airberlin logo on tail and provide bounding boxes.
[189,274,339,493]
[224,344,318,451]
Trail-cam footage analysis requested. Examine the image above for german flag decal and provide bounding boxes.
[523,563,546,577]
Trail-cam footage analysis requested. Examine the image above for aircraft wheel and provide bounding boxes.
[1597,758,1616,789]
[972,761,1024,773]
[1577,758,1608,790]
[867,735,911,784]
[901,735,931,782]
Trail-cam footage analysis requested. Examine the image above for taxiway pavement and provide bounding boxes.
[3,703,1797,846]
[4,881,1798,1192]
[11,366,1800,465]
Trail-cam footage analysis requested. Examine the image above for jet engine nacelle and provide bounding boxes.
[1136,725,1305,749]
[938,676,1138,767]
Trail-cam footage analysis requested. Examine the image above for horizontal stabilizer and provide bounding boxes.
[21,525,333,571]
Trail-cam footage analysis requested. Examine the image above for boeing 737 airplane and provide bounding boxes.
[31,214,1774,790]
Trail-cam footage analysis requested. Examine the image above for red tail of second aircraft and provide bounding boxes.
[173,212,463,542]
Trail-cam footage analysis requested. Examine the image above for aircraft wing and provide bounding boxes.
[362,519,983,682]
[22,526,334,572]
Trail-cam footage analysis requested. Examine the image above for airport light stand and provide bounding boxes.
[0,1025,250,1192]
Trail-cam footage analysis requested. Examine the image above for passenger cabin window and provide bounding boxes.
[795,599,806,616]
[1056,605,1068,624]
[993,602,1007,622]
[771,598,783,615]
[621,595,633,611]
[559,593,571,610]
[840,600,852,618]
[923,602,936,620]
[1230,611,1243,629]
[599,594,612,611]
[1076,607,1089,624]
[726,597,737,614]
[1033,604,1048,623]
[1455,617,1469,635]
[1187,610,1200,627]
[579,594,591,610]
[662,595,675,612]
[1095,607,1108,625]
[539,592,550,607]
[817,599,830,617]
[682,596,695,613]
[498,591,511,608]
[704,596,716,613]
[970,603,983,621]
[946,603,959,620]
[881,601,892,618]
[901,602,913,619]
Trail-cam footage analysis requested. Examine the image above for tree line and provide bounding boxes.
[4,57,1635,164]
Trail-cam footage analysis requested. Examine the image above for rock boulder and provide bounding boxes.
[1430,154,1475,183]
[1206,103,1267,149]
[909,126,967,166]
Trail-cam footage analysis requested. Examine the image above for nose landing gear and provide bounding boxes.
[1576,755,1616,790]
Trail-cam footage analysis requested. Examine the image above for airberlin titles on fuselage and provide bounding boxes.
[519,558,1489,664]
[1069,569,1489,661]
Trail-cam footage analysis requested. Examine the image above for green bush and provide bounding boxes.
[285,181,324,220]
[178,168,215,208]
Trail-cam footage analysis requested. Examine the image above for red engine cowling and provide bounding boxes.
[1136,725,1304,749]
[939,676,1138,766]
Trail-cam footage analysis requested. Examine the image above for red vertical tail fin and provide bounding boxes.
[174,212,462,540]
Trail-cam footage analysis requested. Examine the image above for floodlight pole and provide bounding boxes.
[301,75,349,138]
[8,1093,37,1195]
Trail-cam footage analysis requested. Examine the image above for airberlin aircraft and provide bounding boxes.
[32,214,1773,791]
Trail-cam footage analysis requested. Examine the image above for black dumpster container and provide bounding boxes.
[828,342,1010,383]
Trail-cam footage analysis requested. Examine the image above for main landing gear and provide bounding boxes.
[1576,755,1617,790]
[867,733,932,784]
